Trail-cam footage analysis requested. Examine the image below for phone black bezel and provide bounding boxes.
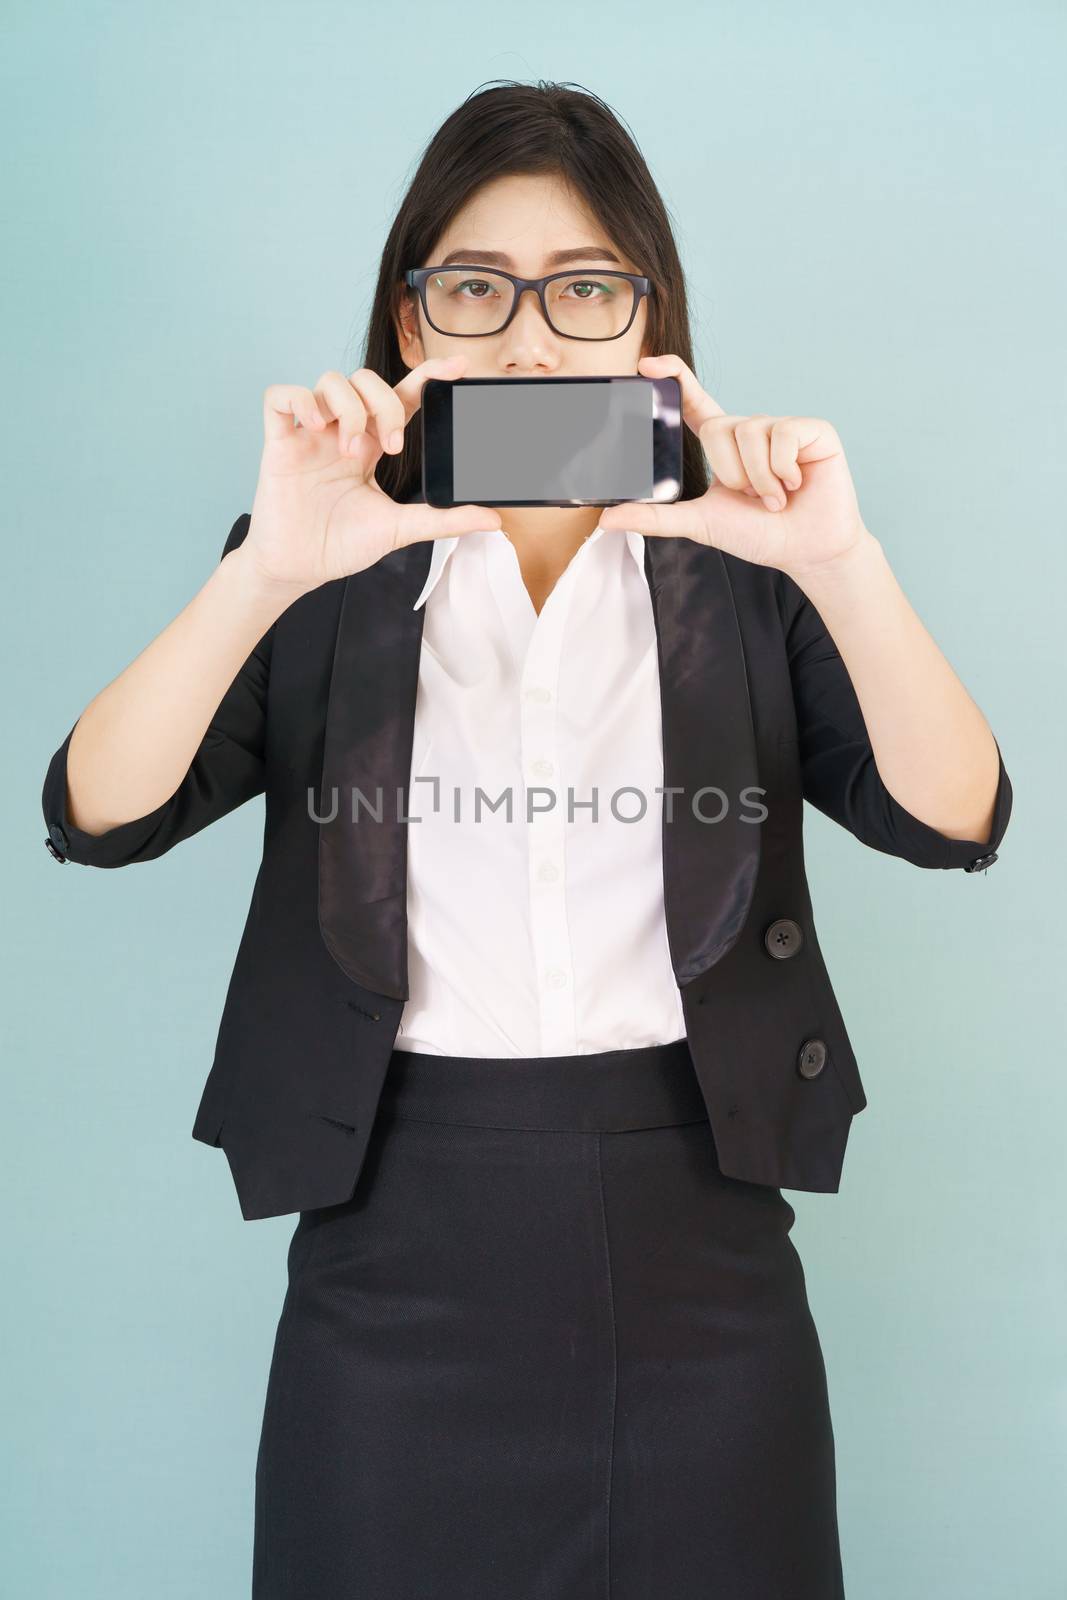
[420,374,683,509]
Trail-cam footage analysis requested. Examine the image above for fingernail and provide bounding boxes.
[388,431,403,452]
[763,494,784,512]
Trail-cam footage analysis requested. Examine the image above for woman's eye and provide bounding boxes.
[562,280,614,299]
[454,279,498,299]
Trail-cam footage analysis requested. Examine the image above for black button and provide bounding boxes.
[49,823,69,851]
[764,918,803,959]
[964,851,998,873]
[44,836,68,863]
[797,1038,827,1079]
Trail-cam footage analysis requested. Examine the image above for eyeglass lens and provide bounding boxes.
[422,270,636,338]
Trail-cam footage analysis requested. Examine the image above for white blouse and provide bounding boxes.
[393,523,688,1058]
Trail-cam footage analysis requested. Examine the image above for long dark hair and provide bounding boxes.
[360,79,709,505]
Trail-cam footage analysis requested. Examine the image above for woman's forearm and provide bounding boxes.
[65,547,307,836]
[792,533,1001,845]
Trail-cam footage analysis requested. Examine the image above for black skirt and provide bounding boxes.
[252,1038,845,1598]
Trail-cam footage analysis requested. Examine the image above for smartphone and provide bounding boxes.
[421,374,683,509]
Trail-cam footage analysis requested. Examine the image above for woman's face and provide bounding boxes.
[396,172,651,378]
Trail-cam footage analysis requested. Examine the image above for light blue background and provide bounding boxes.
[3,3,1063,1595]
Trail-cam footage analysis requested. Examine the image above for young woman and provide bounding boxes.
[42,81,1012,1599]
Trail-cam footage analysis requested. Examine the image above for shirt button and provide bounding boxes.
[530,758,555,778]
[544,967,568,989]
[536,861,560,883]
[525,686,552,704]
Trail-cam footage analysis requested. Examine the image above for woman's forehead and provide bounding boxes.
[435,175,629,269]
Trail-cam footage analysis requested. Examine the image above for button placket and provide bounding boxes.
[516,554,588,1056]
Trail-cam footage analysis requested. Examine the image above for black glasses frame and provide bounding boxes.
[403,266,652,342]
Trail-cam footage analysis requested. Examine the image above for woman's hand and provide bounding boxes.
[597,353,874,582]
[240,355,502,597]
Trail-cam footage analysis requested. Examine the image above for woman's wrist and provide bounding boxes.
[221,543,316,628]
[782,526,887,605]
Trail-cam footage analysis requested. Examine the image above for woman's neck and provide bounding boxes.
[492,504,604,615]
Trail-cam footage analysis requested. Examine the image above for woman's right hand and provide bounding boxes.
[240,355,502,596]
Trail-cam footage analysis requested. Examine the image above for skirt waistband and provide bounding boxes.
[379,1038,708,1132]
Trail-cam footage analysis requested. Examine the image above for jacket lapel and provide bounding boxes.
[317,538,434,999]
[642,534,761,986]
[317,514,761,1001]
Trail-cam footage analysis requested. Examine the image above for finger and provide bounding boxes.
[771,416,840,476]
[598,485,788,557]
[769,420,803,492]
[263,384,327,443]
[636,353,726,436]
[367,354,469,460]
[346,366,408,457]
[733,417,787,510]
[597,498,713,540]
[698,415,751,491]
[391,353,469,432]
[391,499,503,549]
[314,370,370,458]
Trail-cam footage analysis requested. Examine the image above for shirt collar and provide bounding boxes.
[412,525,646,611]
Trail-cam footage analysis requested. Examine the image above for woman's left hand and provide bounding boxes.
[597,353,874,581]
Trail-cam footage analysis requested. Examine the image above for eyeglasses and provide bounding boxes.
[403,266,652,341]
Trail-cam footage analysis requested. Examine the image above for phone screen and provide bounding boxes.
[422,376,681,507]
[455,379,650,500]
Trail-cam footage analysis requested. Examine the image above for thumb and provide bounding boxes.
[446,504,504,535]
[394,502,503,547]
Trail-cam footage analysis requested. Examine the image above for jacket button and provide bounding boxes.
[49,823,69,851]
[764,918,803,959]
[44,836,68,863]
[798,1038,827,1079]
[964,851,998,873]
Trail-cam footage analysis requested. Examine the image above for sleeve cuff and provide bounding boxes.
[42,721,174,869]
[880,736,1013,873]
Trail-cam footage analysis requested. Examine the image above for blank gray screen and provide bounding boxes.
[452,382,652,500]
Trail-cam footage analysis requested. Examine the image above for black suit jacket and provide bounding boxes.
[41,509,1013,1220]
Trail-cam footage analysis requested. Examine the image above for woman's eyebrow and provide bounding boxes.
[437,247,624,268]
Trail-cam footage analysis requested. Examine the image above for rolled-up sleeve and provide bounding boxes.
[41,512,271,869]
[776,569,1012,873]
